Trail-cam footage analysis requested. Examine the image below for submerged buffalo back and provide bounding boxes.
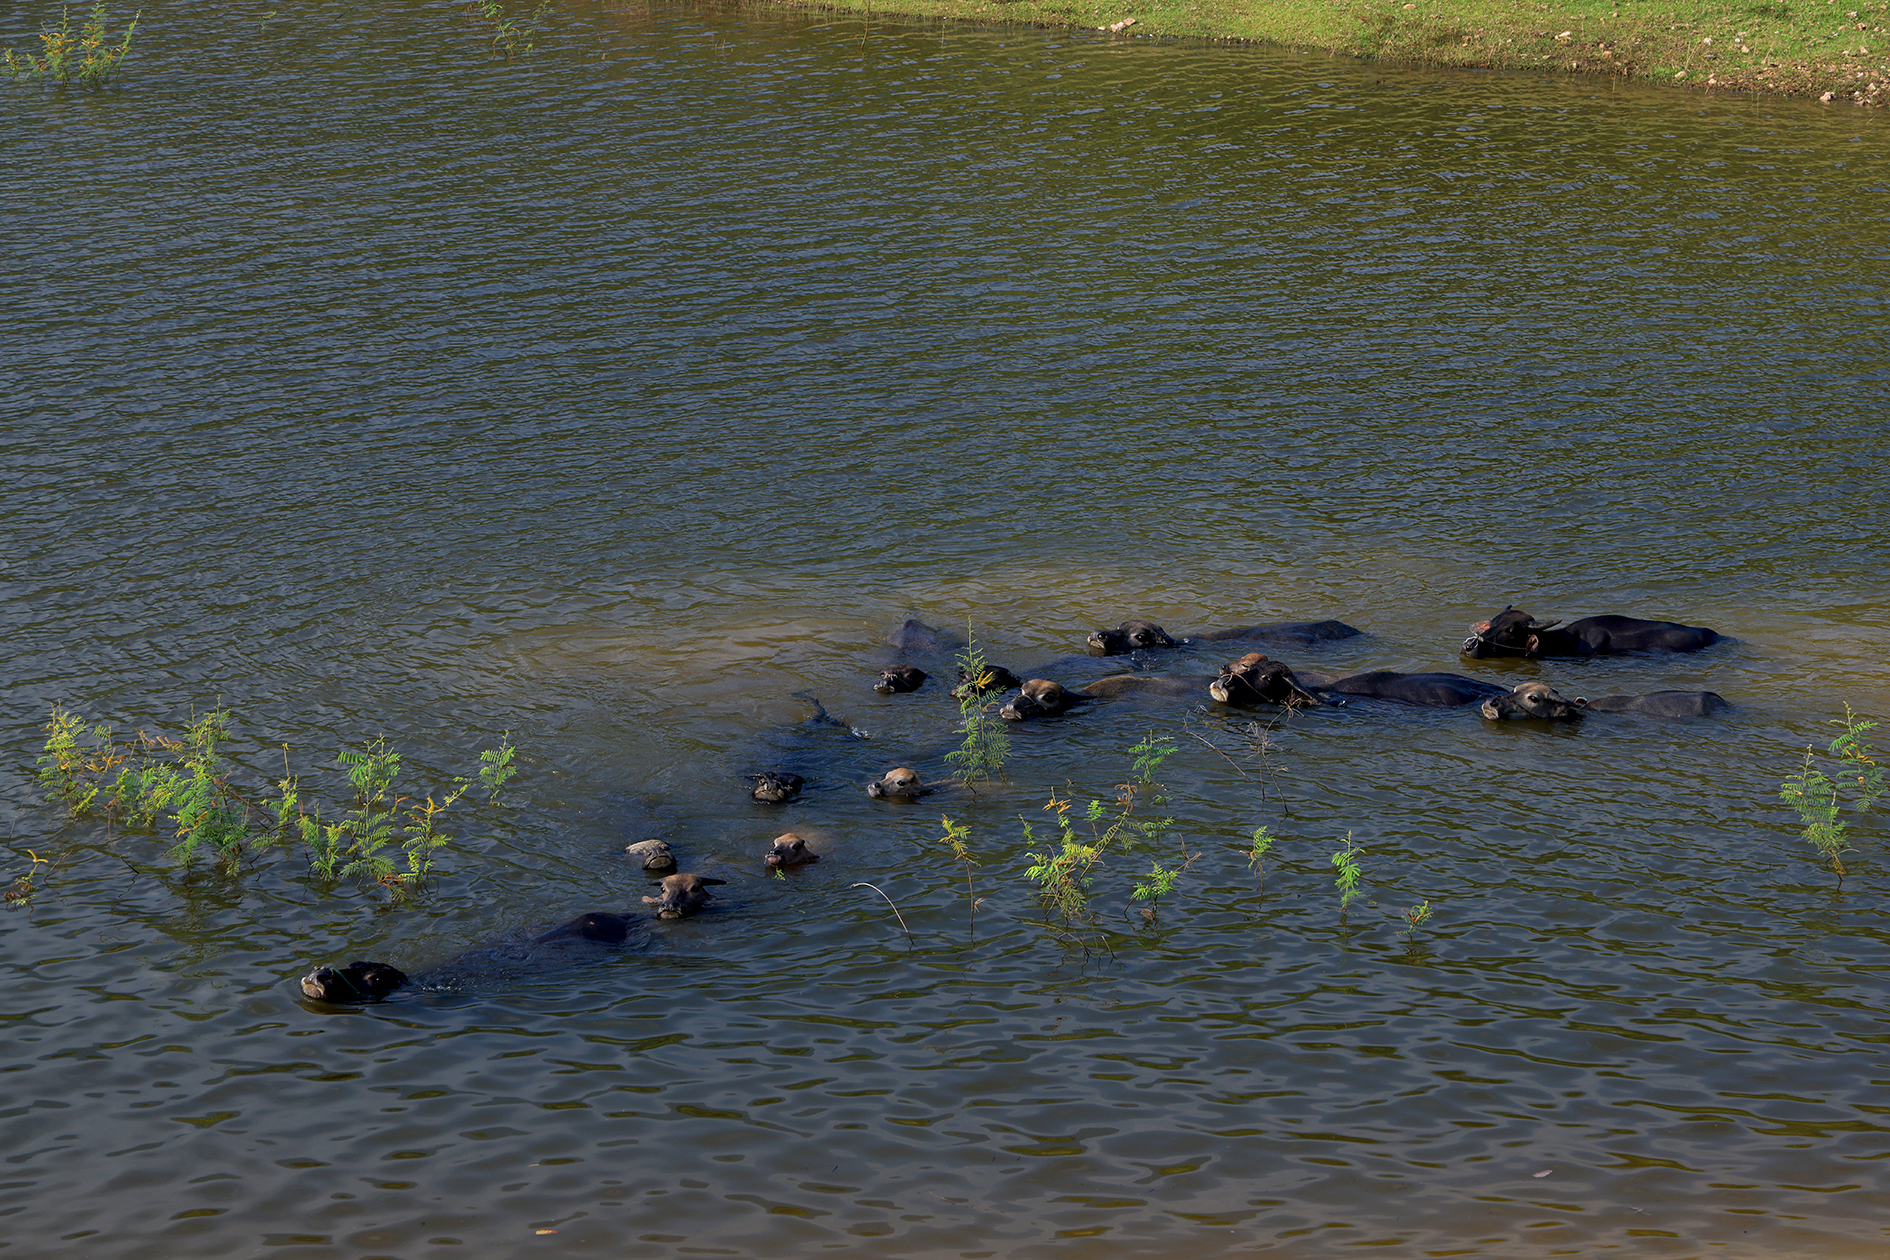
[1580,690,1729,717]
[1330,671,1509,707]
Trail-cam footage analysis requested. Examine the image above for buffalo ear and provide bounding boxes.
[700,878,729,886]
[1480,699,1502,719]
[641,895,660,904]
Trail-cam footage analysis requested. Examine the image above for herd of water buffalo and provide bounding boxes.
[299,605,1725,1005]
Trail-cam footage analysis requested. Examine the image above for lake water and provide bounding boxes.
[4,1,1889,1256]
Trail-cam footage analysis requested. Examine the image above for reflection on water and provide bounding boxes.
[3,0,1888,1255]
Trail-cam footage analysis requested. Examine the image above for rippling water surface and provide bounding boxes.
[5,1,1889,1255]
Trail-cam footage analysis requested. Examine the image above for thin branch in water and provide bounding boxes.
[850,881,913,949]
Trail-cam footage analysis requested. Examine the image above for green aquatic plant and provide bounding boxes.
[1247,825,1276,886]
[467,0,548,59]
[36,704,114,816]
[1780,704,1885,883]
[1402,900,1433,937]
[1330,831,1365,918]
[1025,733,1187,946]
[1023,796,1104,946]
[479,731,518,801]
[945,630,1010,790]
[937,814,981,938]
[36,701,519,896]
[4,3,138,87]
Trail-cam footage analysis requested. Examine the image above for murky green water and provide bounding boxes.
[5,1,1889,1255]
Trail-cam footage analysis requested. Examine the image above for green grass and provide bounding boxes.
[783,0,1890,104]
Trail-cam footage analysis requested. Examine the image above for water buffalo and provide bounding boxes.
[1478,681,1585,721]
[625,839,677,872]
[999,679,1095,722]
[1086,620,1177,656]
[1578,690,1730,717]
[1080,674,1209,699]
[954,664,1023,698]
[1089,618,1363,656]
[874,666,927,695]
[1187,620,1363,647]
[1325,671,1510,707]
[1462,607,1721,659]
[299,910,644,1004]
[866,766,933,799]
[749,771,804,804]
[1209,653,1326,707]
[300,960,409,1003]
[886,619,961,656]
[643,873,727,920]
[765,832,821,869]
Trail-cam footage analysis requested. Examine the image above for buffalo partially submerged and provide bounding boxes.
[873,665,928,695]
[1087,618,1362,657]
[1086,620,1177,656]
[625,839,677,872]
[1209,653,1326,707]
[765,832,821,869]
[300,960,410,1003]
[643,873,727,920]
[999,679,1095,722]
[1325,671,1509,707]
[1462,607,1720,659]
[1479,681,1585,721]
[1578,690,1730,718]
[299,910,644,1005]
[866,766,933,799]
[749,772,804,804]
[954,664,1023,698]
[1188,620,1363,647]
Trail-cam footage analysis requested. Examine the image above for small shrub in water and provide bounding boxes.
[1779,704,1884,883]
[4,3,137,87]
[479,731,518,801]
[945,630,1010,790]
[37,701,518,897]
[1247,825,1275,885]
[1330,831,1365,918]
[1402,900,1433,937]
[937,814,981,938]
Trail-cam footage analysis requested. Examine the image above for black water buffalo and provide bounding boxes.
[749,772,804,804]
[1462,607,1720,659]
[1478,681,1585,721]
[885,619,961,655]
[1578,690,1730,718]
[1088,618,1362,657]
[953,664,1023,698]
[1324,671,1510,707]
[999,679,1095,722]
[300,959,410,1003]
[873,665,928,695]
[1187,620,1363,647]
[299,910,643,1004]
[1080,674,1208,700]
[1209,653,1326,707]
[1086,620,1177,656]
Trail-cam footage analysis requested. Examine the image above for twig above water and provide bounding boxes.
[850,881,913,949]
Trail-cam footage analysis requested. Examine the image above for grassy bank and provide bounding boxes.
[787,0,1889,104]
